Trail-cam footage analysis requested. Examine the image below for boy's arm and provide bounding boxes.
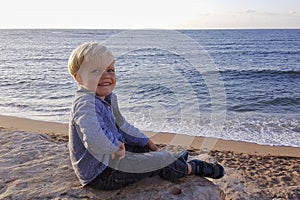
[73,94,119,156]
[147,138,159,151]
[110,141,126,160]
[110,93,149,147]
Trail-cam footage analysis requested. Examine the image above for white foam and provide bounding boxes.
[123,111,300,147]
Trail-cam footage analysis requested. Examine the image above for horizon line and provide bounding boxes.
[1,27,300,30]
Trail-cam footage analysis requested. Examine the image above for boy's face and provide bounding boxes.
[96,63,116,98]
[74,56,116,99]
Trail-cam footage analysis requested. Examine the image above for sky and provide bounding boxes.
[1,0,300,29]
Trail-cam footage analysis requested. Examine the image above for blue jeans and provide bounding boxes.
[89,144,188,190]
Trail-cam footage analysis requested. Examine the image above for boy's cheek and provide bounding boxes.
[76,74,100,92]
[85,78,99,92]
[75,78,98,92]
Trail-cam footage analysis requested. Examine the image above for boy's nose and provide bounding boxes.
[101,71,114,79]
[102,71,110,77]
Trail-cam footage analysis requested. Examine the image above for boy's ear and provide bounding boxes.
[73,73,82,84]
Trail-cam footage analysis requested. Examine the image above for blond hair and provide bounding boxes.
[68,42,114,76]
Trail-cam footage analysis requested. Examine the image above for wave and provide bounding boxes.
[228,104,259,112]
[256,50,300,55]
[16,57,66,62]
[48,94,74,100]
[259,97,300,106]
[221,69,300,76]
[215,49,300,56]
[0,102,30,109]
[0,80,27,87]
[228,97,300,113]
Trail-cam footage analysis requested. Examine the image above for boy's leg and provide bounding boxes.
[89,150,188,190]
[124,143,150,153]
[110,149,186,174]
[158,155,188,181]
[89,166,159,190]
[122,144,188,180]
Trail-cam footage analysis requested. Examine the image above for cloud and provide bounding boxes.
[244,9,256,14]
[263,12,281,16]
[288,11,297,15]
[239,10,279,16]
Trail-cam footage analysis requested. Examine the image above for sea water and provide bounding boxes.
[0,29,299,147]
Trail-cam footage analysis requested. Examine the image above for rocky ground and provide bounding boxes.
[0,130,224,200]
[1,129,299,200]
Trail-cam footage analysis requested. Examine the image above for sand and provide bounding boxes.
[0,114,299,199]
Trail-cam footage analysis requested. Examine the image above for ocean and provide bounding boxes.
[0,29,299,147]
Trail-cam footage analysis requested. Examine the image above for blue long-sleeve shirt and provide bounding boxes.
[69,87,149,186]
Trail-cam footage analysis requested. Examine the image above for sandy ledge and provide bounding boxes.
[0,114,299,199]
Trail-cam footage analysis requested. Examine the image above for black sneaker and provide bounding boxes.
[189,159,225,179]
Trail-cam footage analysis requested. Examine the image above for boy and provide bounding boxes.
[68,42,225,190]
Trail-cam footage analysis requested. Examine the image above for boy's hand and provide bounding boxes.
[111,141,126,160]
[147,139,159,151]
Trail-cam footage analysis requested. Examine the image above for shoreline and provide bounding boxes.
[1,114,299,158]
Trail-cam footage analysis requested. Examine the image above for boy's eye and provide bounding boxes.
[107,69,115,73]
[91,70,102,75]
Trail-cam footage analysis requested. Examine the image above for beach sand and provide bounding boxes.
[0,114,299,199]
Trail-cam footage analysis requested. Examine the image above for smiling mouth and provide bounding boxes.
[98,83,111,86]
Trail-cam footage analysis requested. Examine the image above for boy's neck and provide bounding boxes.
[98,96,105,100]
[79,85,106,100]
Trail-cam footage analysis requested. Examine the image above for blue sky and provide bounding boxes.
[1,0,300,29]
